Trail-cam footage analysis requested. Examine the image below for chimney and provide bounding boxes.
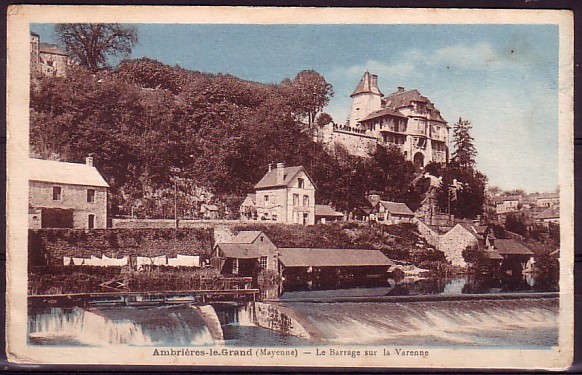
[85,156,93,167]
[276,162,285,183]
[397,86,405,93]
[371,74,379,89]
[268,164,272,172]
[367,194,381,207]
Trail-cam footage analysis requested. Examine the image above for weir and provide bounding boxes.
[28,295,558,348]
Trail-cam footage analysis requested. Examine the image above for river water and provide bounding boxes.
[28,295,558,348]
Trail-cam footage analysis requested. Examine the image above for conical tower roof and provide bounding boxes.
[351,71,383,97]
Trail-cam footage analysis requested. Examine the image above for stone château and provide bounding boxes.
[321,71,449,168]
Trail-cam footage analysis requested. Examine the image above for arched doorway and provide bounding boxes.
[413,152,425,169]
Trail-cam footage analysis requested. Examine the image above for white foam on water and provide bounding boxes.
[292,299,558,346]
[28,308,152,346]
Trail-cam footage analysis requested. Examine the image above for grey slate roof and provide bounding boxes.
[254,165,314,190]
[215,243,264,259]
[28,158,110,188]
[278,248,393,268]
[494,239,533,255]
[383,89,446,123]
[535,207,559,220]
[351,72,383,97]
[359,107,408,122]
[231,231,263,244]
[315,204,344,217]
[39,43,67,56]
[379,201,414,216]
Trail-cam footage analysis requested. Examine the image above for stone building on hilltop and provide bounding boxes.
[321,71,449,168]
[30,32,69,78]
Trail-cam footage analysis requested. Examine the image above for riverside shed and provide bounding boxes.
[277,248,393,288]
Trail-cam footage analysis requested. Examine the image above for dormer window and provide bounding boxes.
[298,178,305,189]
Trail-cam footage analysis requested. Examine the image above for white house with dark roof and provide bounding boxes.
[250,163,316,225]
[28,157,109,229]
[321,71,449,167]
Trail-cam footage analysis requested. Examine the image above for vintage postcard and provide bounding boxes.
[6,6,574,370]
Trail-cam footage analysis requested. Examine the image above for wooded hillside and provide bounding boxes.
[30,59,424,218]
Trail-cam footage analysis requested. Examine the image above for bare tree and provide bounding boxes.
[56,23,138,72]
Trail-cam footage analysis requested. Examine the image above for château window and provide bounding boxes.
[303,195,310,207]
[264,195,269,204]
[52,186,62,201]
[259,256,268,269]
[293,194,299,206]
[298,178,305,189]
[87,189,95,203]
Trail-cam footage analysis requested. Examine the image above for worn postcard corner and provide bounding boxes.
[5,5,574,370]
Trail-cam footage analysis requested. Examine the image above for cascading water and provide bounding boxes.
[281,298,558,347]
[28,306,216,347]
[28,297,558,348]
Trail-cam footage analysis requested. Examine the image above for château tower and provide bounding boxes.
[321,71,449,168]
[349,71,383,127]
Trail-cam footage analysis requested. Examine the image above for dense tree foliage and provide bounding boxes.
[30,59,425,219]
[56,24,138,72]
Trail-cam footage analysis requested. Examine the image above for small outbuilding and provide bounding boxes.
[493,238,534,275]
[371,201,415,224]
[277,248,393,288]
[212,231,278,278]
[314,204,344,224]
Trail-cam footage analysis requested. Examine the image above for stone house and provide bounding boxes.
[370,200,415,224]
[320,71,449,167]
[250,163,316,225]
[30,32,69,78]
[438,223,495,267]
[211,231,278,277]
[29,157,109,229]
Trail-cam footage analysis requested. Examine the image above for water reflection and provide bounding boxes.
[280,273,558,299]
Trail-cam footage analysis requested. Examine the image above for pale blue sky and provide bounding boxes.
[32,24,559,193]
